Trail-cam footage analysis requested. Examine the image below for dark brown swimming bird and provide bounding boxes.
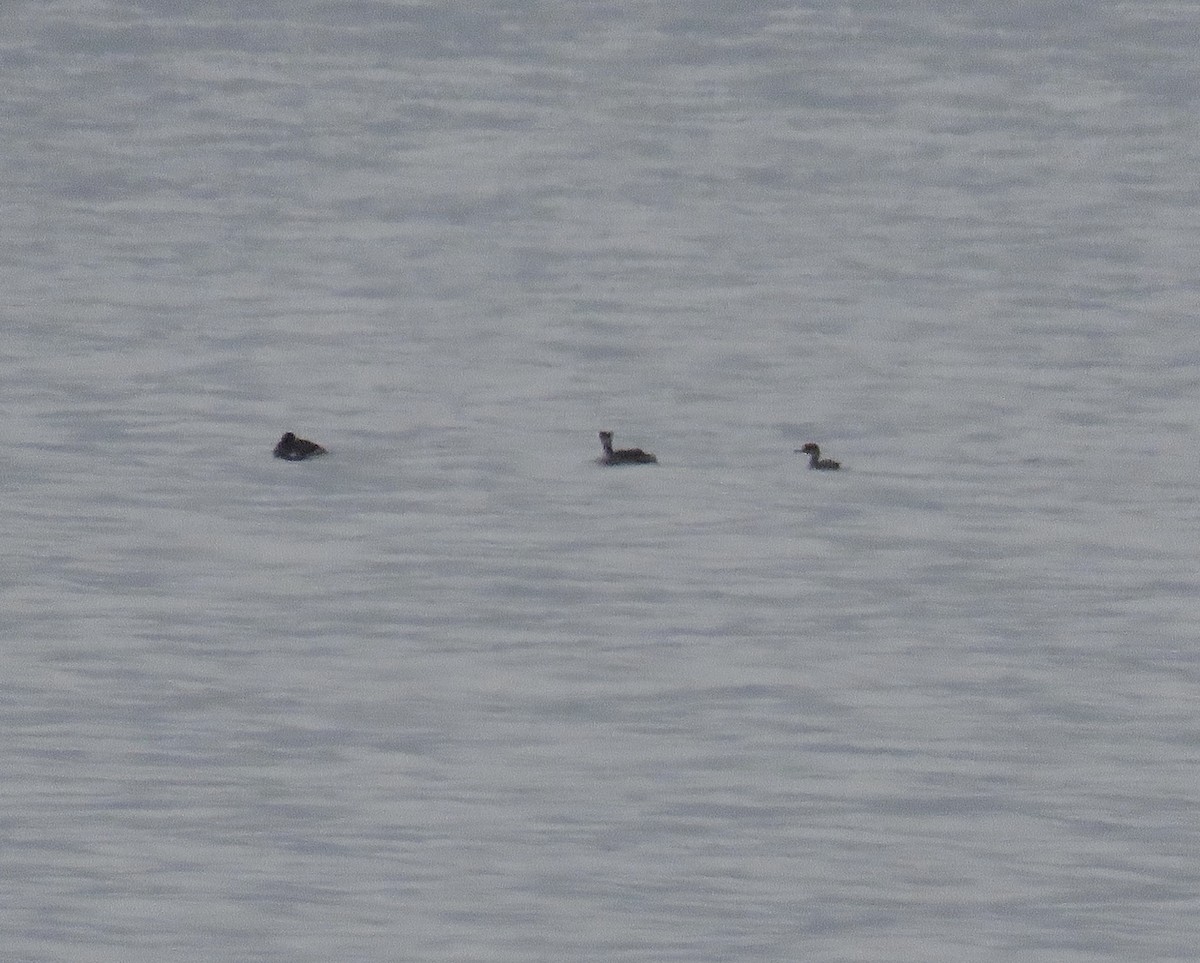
[795,442,840,470]
[598,430,657,465]
[274,431,328,461]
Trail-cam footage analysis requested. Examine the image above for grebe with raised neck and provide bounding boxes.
[796,442,840,470]
[273,431,328,461]
[598,430,657,465]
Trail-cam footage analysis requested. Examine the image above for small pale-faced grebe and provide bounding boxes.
[795,442,840,470]
[273,431,328,461]
[598,430,657,465]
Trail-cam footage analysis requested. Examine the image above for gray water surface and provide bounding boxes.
[5,2,1200,960]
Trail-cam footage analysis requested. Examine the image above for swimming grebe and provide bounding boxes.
[796,442,840,470]
[273,431,328,461]
[598,430,657,465]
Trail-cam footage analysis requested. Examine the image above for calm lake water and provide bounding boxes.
[5,2,1200,960]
